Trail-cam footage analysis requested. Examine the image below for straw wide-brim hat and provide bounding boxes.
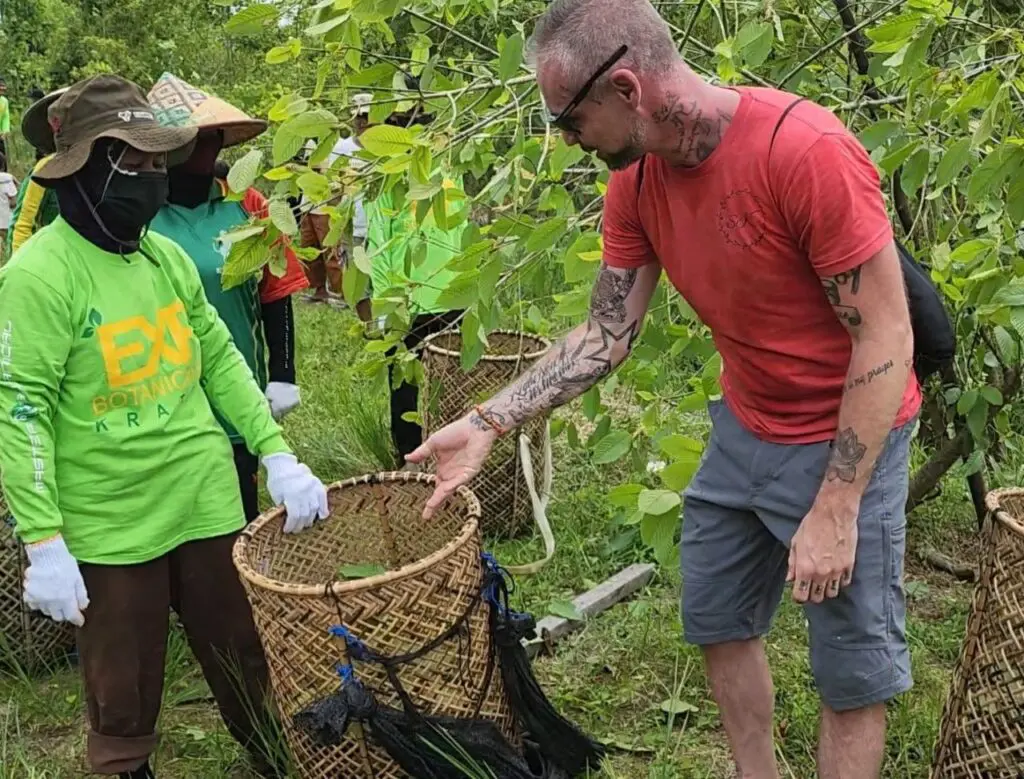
[30,74,199,185]
[147,72,267,149]
[21,86,70,156]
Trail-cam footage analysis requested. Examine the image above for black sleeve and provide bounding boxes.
[261,295,296,384]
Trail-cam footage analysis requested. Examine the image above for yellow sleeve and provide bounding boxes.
[11,159,51,254]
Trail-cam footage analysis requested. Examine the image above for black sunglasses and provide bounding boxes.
[545,44,629,131]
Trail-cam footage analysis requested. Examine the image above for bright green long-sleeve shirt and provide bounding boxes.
[0,218,290,564]
[0,97,10,134]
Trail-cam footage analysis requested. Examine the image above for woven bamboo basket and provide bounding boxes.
[421,330,552,539]
[232,472,517,779]
[931,488,1024,778]
[0,491,76,671]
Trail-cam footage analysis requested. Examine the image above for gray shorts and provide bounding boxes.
[681,399,914,712]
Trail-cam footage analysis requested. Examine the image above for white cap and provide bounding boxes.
[352,93,372,116]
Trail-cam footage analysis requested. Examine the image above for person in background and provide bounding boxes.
[0,78,10,159]
[148,72,309,522]
[213,157,229,184]
[0,74,329,779]
[297,93,372,305]
[0,153,19,263]
[409,2,919,778]
[365,105,467,465]
[5,87,66,256]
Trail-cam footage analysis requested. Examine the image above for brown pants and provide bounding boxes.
[298,212,343,295]
[77,533,275,775]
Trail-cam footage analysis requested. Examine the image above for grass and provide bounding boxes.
[0,302,982,777]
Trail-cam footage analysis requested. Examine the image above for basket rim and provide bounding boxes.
[983,487,1024,538]
[422,328,552,362]
[232,471,482,597]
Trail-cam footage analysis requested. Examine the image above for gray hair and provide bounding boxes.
[526,0,680,92]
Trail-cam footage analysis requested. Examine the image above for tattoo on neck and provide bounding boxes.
[652,93,732,164]
[846,359,896,391]
[826,427,867,483]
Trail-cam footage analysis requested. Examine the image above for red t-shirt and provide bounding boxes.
[602,86,921,444]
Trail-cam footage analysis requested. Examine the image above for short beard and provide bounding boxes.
[599,117,647,171]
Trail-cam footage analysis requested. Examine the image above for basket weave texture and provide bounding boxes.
[232,472,516,779]
[931,488,1024,778]
[421,330,551,539]
[0,491,76,671]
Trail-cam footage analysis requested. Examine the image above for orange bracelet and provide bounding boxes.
[474,405,506,436]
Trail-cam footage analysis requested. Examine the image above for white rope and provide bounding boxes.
[506,420,555,575]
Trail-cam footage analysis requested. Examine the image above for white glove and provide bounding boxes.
[23,536,90,627]
[263,452,329,533]
[266,382,301,420]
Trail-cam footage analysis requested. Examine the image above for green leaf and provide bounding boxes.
[297,171,331,202]
[266,39,302,65]
[351,244,372,276]
[658,435,703,461]
[640,512,678,567]
[934,138,972,190]
[280,109,338,140]
[967,145,1023,204]
[901,147,930,197]
[956,388,979,417]
[637,489,681,516]
[1007,176,1024,225]
[306,11,350,37]
[981,386,1004,406]
[525,217,568,254]
[341,265,368,309]
[359,124,415,157]
[225,3,279,35]
[659,697,698,716]
[967,399,988,442]
[950,239,993,265]
[268,199,298,236]
[268,93,309,123]
[582,386,601,421]
[659,461,697,492]
[549,137,585,179]
[272,128,305,166]
[221,235,268,290]
[858,120,901,152]
[592,429,632,464]
[227,149,263,194]
[608,483,643,508]
[865,13,920,50]
[338,563,386,580]
[263,166,294,181]
[734,21,773,68]
[548,599,584,621]
[498,32,524,83]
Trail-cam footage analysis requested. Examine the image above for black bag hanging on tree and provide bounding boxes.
[481,554,606,777]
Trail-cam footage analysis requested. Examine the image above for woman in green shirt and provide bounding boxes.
[0,75,328,779]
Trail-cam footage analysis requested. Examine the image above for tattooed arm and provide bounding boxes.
[474,262,660,432]
[788,240,913,603]
[818,241,913,500]
[408,262,660,518]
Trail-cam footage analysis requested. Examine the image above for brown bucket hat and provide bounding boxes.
[147,72,267,149]
[21,86,70,156]
[29,74,199,184]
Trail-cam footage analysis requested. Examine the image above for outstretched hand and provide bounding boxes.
[406,413,498,519]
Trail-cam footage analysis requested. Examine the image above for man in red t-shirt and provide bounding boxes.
[408,1,919,776]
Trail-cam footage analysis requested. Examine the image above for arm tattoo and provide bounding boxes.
[822,266,863,327]
[845,359,895,391]
[652,93,733,164]
[590,265,637,323]
[826,427,867,483]
[480,264,642,428]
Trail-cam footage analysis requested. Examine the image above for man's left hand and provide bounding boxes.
[786,498,859,604]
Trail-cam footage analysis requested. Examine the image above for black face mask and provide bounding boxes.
[57,140,168,255]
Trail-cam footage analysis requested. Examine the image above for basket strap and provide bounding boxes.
[506,421,555,575]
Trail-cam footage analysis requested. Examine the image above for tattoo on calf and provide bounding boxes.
[590,265,638,323]
[826,427,867,483]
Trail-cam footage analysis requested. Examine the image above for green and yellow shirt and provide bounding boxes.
[0,218,290,564]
